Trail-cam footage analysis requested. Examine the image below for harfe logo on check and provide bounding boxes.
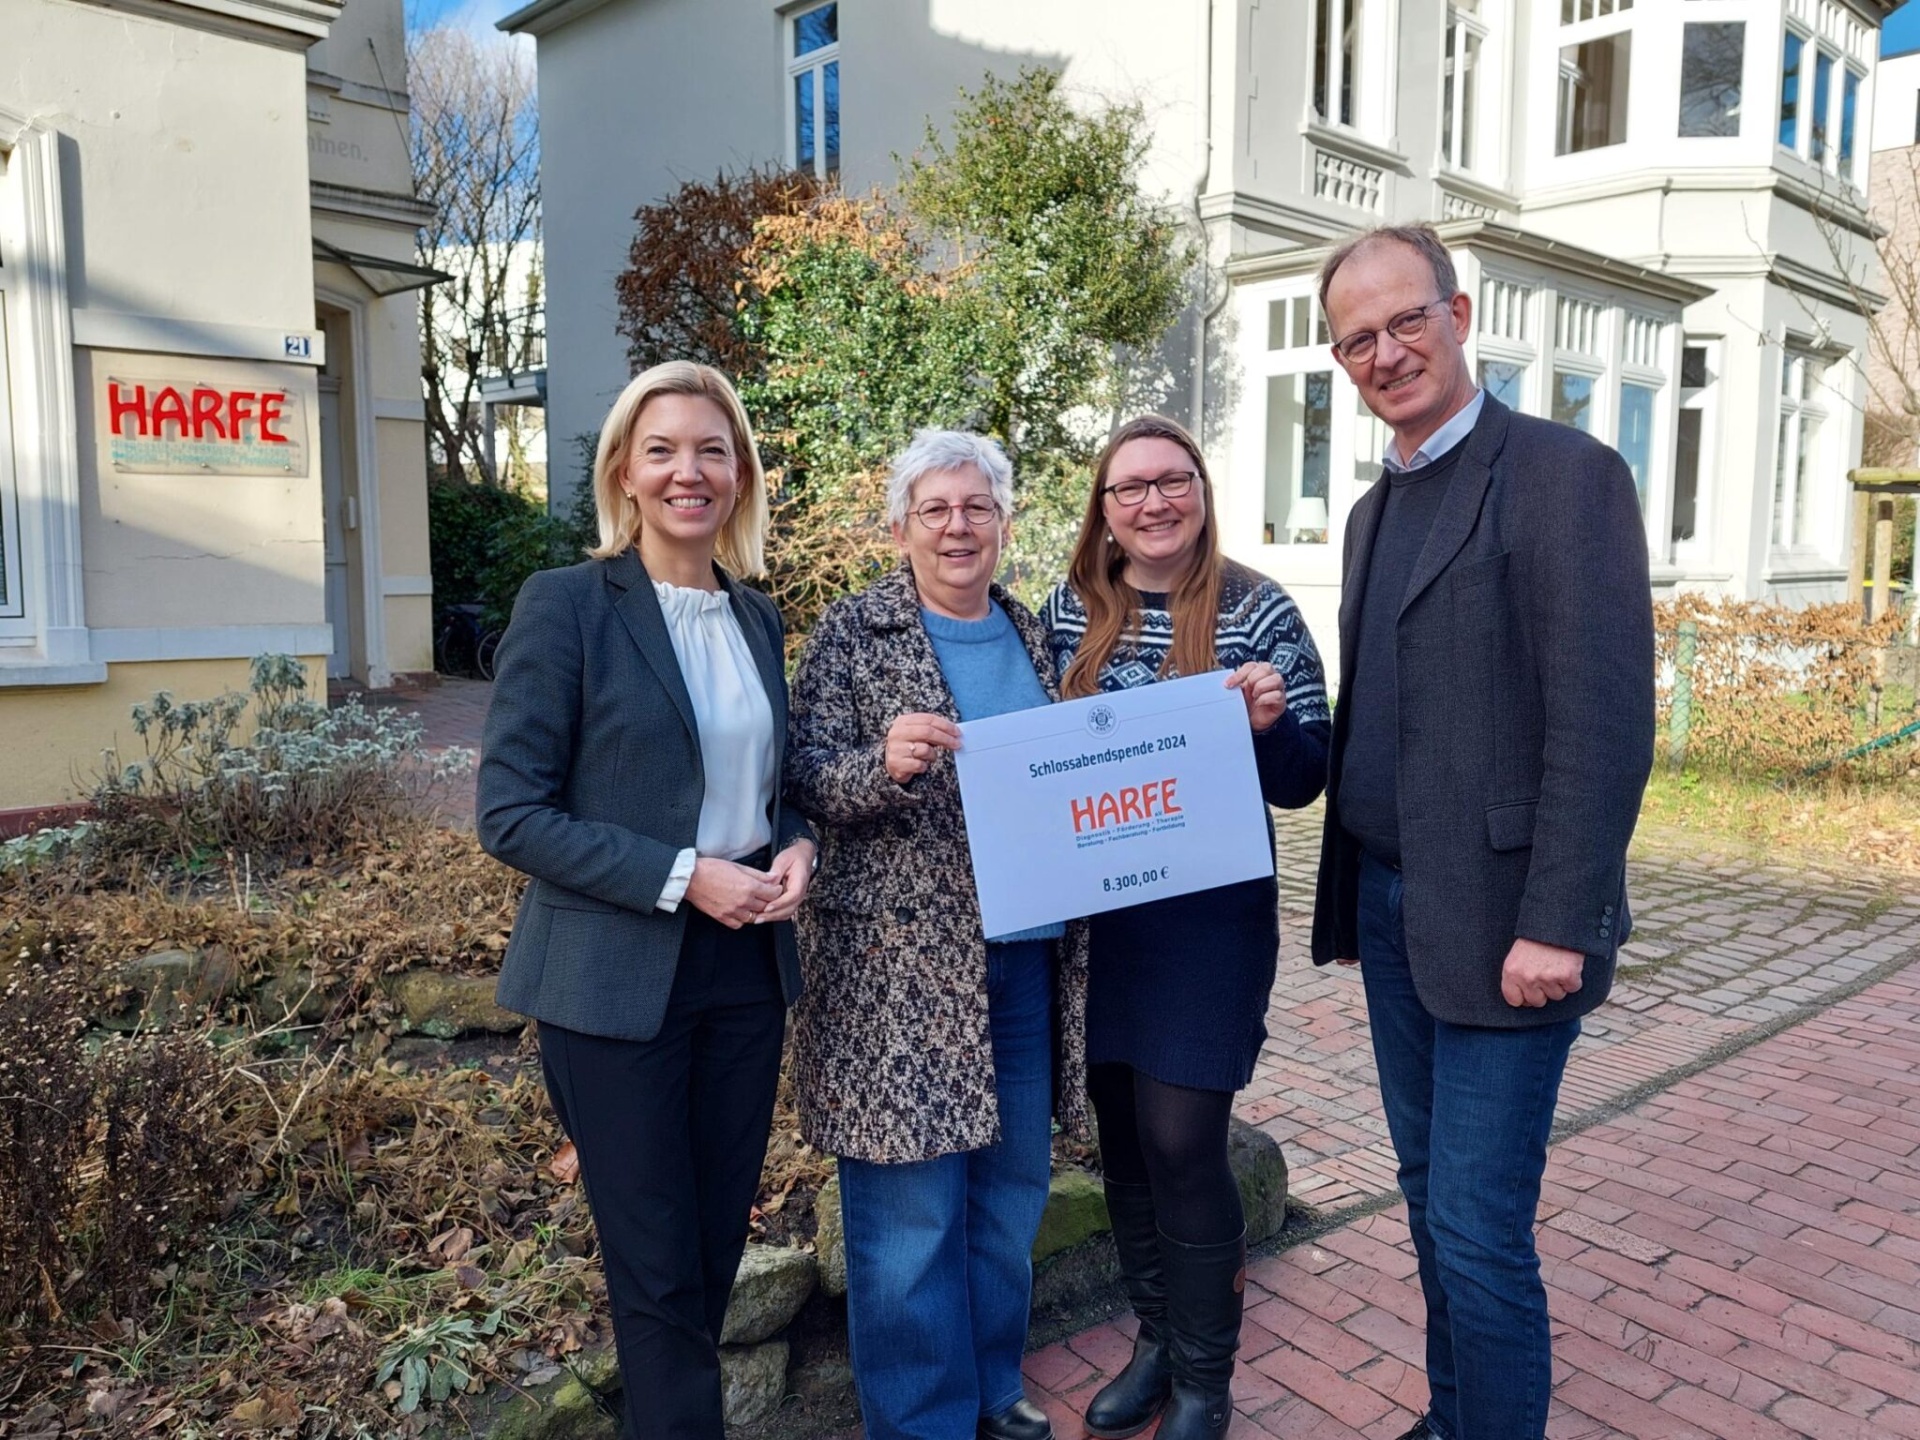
[1070,778,1183,835]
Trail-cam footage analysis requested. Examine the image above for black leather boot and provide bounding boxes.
[1155,1228,1245,1440]
[1084,1183,1172,1438]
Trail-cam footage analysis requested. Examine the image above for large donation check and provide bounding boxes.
[952,672,1273,938]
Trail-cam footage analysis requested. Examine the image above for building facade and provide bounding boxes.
[503,0,1893,669]
[0,0,435,816]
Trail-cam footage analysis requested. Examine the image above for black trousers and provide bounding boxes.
[538,907,785,1440]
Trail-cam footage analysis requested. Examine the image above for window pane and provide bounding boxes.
[1552,370,1595,432]
[1780,32,1802,149]
[1812,51,1833,162]
[1841,69,1859,180]
[1618,382,1657,508]
[1679,23,1743,138]
[1460,30,1480,169]
[1771,412,1792,544]
[794,70,815,172]
[823,60,840,176]
[1673,408,1702,544]
[1794,401,1819,541]
[1341,0,1362,127]
[1314,0,1333,119]
[1480,358,1527,408]
[1557,33,1632,156]
[794,3,836,56]
[1680,343,1708,389]
[1264,372,1334,544]
[1443,24,1459,163]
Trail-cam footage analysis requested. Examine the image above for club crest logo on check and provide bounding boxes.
[1086,702,1119,737]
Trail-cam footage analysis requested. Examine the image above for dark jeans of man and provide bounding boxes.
[538,909,785,1440]
[1357,852,1578,1440]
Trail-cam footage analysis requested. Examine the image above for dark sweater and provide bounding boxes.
[1337,444,1466,865]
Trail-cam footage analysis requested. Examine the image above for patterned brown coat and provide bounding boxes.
[785,563,1091,1164]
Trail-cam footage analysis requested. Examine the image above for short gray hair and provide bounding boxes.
[886,429,1015,526]
[1318,223,1459,315]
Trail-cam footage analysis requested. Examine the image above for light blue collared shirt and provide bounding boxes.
[1382,389,1486,473]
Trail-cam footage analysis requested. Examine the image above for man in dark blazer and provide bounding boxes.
[1310,224,1654,1440]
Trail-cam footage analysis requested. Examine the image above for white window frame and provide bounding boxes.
[784,1,840,181]
[1553,7,1636,159]
[1669,338,1719,565]
[0,109,93,683]
[1472,268,1539,413]
[1616,310,1669,535]
[1441,4,1490,175]
[1777,19,1868,192]
[1549,289,1612,438]
[1311,0,1398,140]
[1771,343,1833,556]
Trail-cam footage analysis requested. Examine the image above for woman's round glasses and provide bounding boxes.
[1332,299,1449,365]
[1103,472,1198,507]
[911,498,1002,528]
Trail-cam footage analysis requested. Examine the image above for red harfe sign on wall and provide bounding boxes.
[101,375,309,476]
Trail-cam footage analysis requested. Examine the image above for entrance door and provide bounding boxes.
[318,378,352,679]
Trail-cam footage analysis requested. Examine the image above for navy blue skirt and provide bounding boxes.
[1084,873,1279,1093]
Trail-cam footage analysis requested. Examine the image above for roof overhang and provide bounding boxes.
[498,0,617,36]
[73,0,343,50]
[1226,220,1715,308]
[313,239,450,298]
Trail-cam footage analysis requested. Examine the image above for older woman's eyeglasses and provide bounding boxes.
[1103,472,1198,507]
[911,497,1002,528]
[1331,299,1450,365]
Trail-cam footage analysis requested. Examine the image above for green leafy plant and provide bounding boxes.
[375,1308,502,1412]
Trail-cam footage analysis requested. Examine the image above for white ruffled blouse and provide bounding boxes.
[651,581,777,911]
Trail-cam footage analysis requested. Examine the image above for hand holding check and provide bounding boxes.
[885,712,962,784]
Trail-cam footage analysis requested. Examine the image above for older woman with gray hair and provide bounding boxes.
[786,429,1089,1440]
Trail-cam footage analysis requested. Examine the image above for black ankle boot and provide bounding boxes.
[1084,1183,1172,1438]
[1155,1228,1245,1440]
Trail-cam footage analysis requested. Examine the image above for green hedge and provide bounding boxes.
[427,482,595,632]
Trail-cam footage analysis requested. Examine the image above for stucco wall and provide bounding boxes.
[8,0,314,326]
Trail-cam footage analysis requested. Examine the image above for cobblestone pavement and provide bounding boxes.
[354,676,489,828]
[401,681,1920,1438]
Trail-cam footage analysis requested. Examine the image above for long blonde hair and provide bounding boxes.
[1060,415,1223,699]
[585,361,769,577]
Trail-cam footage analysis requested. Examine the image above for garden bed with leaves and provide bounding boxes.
[0,660,841,1438]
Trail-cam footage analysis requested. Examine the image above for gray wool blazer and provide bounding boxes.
[1310,396,1655,1028]
[478,549,813,1043]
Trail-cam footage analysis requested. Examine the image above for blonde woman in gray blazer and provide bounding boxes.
[479,361,815,1440]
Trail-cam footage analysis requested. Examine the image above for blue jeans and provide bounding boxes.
[1357,853,1577,1440]
[838,940,1055,1440]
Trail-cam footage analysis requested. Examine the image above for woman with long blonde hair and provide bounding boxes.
[478,361,816,1439]
[1041,415,1330,1440]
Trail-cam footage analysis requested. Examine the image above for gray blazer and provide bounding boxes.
[478,549,812,1042]
[1310,396,1655,1028]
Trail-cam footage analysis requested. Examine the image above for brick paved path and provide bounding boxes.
[1024,959,1920,1439]
[399,682,1920,1438]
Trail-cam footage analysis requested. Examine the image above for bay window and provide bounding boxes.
[1314,0,1364,128]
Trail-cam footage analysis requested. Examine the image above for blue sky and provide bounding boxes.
[1890,2,1920,57]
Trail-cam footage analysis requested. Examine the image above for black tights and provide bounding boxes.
[1087,1062,1243,1246]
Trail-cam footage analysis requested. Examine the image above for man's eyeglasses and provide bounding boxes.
[1102,472,1198,507]
[911,497,1002,528]
[1331,298,1451,366]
